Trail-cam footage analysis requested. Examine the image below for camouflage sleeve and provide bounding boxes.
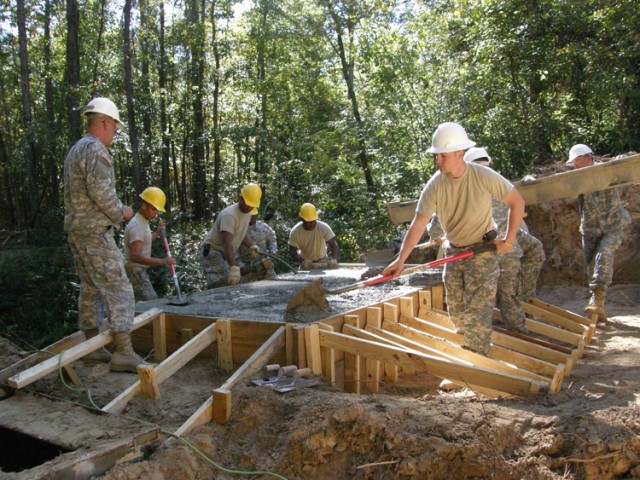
[85,146,124,226]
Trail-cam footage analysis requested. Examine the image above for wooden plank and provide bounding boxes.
[0,331,86,383]
[137,365,161,399]
[400,296,417,318]
[7,308,162,389]
[528,299,592,327]
[153,314,167,361]
[295,325,307,368]
[317,323,336,384]
[416,309,455,330]
[385,154,640,224]
[489,345,564,391]
[419,290,432,310]
[383,303,399,322]
[216,319,233,372]
[318,330,544,397]
[212,389,231,425]
[378,322,557,392]
[285,324,294,366]
[174,397,213,438]
[103,323,217,414]
[521,302,586,334]
[180,328,194,345]
[364,307,382,393]
[343,315,362,393]
[304,325,323,376]
[431,285,444,310]
[524,318,584,349]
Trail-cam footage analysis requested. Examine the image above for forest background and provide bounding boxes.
[0,0,638,348]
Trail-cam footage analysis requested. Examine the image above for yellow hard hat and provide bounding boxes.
[299,203,318,222]
[249,207,258,215]
[241,183,262,208]
[140,187,166,212]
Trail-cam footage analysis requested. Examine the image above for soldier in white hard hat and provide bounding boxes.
[463,148,545,333]
[200,183,264,288]
[123,187,175,301]
[384,123,525,355]
[566,144,631,322]
[288,203,340,270]
[64,97,150,373]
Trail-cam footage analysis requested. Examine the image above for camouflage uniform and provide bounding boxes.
[126,270,157,301]
[240,221,277,280]
[64,135,134,333]
[578,189,630,290]
[517,229,545,302]
[444,245,499,354]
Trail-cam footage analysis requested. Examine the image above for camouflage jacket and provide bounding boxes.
[64,135,125,233]
[245,221,278,254]
[578,189,631,234]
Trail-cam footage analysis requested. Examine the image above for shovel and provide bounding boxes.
[365,238,443,267]
[160,229,188,306]
[286,248,476,312]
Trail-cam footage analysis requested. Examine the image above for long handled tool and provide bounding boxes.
[160,229,188,306]
[365,238,443,267]
[286,247,485,312]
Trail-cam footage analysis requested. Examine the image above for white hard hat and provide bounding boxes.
[83,97,125,131]
[567,144,593,164]
[464,147,491,164]
[427,122,476,154]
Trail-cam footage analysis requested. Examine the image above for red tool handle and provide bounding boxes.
[361,250,475,288]
[159,229,177,276]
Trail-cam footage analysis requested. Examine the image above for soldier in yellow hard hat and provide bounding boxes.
[123,187,175,301]
[200,183,263,288]
[288,203,340,270]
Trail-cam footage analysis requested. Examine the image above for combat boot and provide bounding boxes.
[110,332,150,373]
[584,287,607,323]
[82,328,112,362]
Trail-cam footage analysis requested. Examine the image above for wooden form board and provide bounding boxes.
[385,154,640,225]
[175,326,286,434]
[319,330,545,397]
[7,308,163,389]
[102,323,218,414]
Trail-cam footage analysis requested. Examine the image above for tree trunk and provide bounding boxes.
[124,0,142,192]
[43,0,59,207]
[159,3,172,211]
[17,0,38,224]
[211,0,222,213]
[139,0,153,179]
[90,0,106,96]
[66,0,82,144]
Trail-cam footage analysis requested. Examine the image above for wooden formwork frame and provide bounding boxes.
[2,282,596,438]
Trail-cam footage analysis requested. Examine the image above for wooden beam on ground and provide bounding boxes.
[521,302,586,334]
[178,326,285,432]
[0,331,86,384]
[212,326,285,425]
[7,308,162,390]
[304,325,323,376]
[528,298,592,327]
[318,330,545,397]
[153,314,167,361]
[378,322,560,393]
[216,319,233,372]
[417,309,455,330]
[103,322,217,414]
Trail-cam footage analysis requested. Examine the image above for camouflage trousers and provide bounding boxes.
[496,253,526,334]
[67,230,134,333]
[443,245,499,355]
[518,234,545,301]
[126,268,158,301]
[582,228,624,291]
[200,248,254,288]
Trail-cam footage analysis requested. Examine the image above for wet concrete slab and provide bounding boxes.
[135,267,444,323]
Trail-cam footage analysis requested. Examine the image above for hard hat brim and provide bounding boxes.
[427,140,476,154]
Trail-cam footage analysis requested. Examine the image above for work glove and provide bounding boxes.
[228,265,241,285]
[301,259,313,270]
[328,258,339,269]
[249,245,261,260]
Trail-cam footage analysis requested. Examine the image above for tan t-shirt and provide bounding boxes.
[288,221,335,261]
[124,212,151,270]
[202,203,251,253]
[417,163,512,247]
